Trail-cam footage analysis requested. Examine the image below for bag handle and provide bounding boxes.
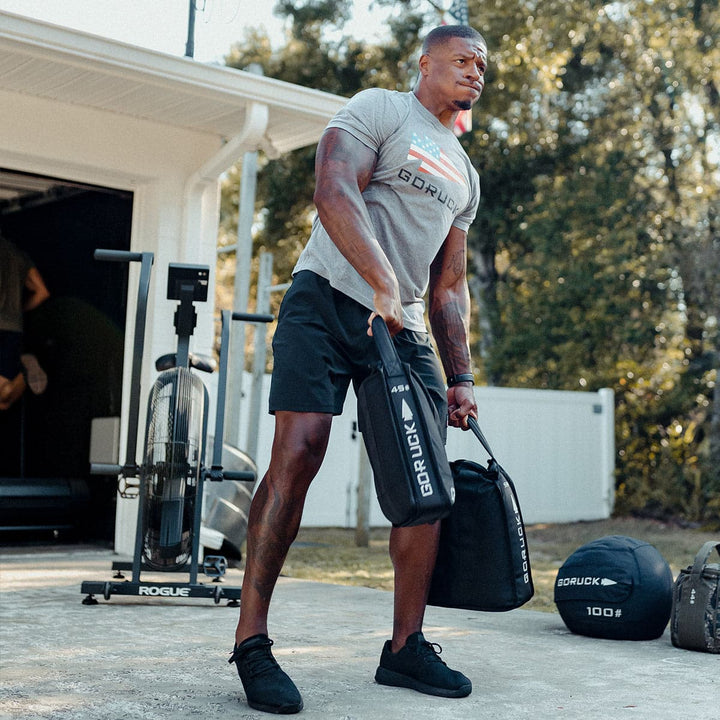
[690,540,720,577]
[467,415,497,461]
[371,324,496,459]
[370,315,404,377]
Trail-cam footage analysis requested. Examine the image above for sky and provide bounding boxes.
[0,0,399,63]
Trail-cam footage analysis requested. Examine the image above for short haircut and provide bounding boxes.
[422,25,487,55]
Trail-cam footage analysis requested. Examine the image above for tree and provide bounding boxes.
[454,0,720,521]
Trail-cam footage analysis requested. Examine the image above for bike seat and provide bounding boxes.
[155,353,216,373]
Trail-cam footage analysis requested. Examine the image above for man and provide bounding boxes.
[229,25,487,714]
[0,235,50,410]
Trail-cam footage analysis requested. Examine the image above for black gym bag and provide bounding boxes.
[357,316,454,527]
[671,540,720,652]
[428,417,534,612]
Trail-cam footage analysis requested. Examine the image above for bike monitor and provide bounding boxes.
[167,264,210,302]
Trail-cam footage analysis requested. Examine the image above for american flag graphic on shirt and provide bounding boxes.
[407,133,466,186]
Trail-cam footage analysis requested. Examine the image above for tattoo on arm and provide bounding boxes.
[430,244,471,376]
[431,301,471,375]
[449,248,465,278]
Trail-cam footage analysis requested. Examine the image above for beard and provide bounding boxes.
[453,99,473,111]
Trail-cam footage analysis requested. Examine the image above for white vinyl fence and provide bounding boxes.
[230,376,615,527]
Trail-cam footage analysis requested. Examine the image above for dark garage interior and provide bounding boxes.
[0,169,133,544]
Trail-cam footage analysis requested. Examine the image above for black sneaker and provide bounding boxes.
[375,631,472,698]
[229,634,303,714]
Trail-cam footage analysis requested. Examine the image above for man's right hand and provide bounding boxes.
[368,284,403,336]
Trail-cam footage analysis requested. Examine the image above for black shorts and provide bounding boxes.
[269,271,447,433]
[0,330,22,379]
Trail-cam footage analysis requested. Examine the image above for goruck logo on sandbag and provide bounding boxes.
[508,483,530,585]
[401,397,433,498]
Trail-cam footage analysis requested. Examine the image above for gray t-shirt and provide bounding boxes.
[293,88,480,332]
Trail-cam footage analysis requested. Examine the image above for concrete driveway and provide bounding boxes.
[0,546,717,719]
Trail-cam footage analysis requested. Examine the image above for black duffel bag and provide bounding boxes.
[428,417,534,612]
[671,540,720,653]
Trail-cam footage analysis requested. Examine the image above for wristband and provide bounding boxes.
[447,373,474,387]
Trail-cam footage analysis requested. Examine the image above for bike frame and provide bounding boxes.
[81,250,272,605]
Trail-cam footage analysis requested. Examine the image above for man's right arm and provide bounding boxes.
[313,127,403,334]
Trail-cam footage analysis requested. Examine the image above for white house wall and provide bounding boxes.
[0,86,227,554]
[0,86,223,351]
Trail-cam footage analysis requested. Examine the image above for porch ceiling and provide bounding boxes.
[0,11,345,157]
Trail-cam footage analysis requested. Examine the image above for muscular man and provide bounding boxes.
[229,24,488,714]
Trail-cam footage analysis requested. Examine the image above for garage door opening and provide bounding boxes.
[0,168,133,544]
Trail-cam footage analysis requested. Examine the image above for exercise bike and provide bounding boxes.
[81,249,272,605]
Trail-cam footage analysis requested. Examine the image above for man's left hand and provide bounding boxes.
[447,384,477,429]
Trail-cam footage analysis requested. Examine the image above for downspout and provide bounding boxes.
[181,100,269,257]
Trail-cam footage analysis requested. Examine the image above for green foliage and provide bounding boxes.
[456,0,719,524]
[218,0,720,524]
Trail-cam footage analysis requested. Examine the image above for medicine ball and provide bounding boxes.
[554,535,673,641]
